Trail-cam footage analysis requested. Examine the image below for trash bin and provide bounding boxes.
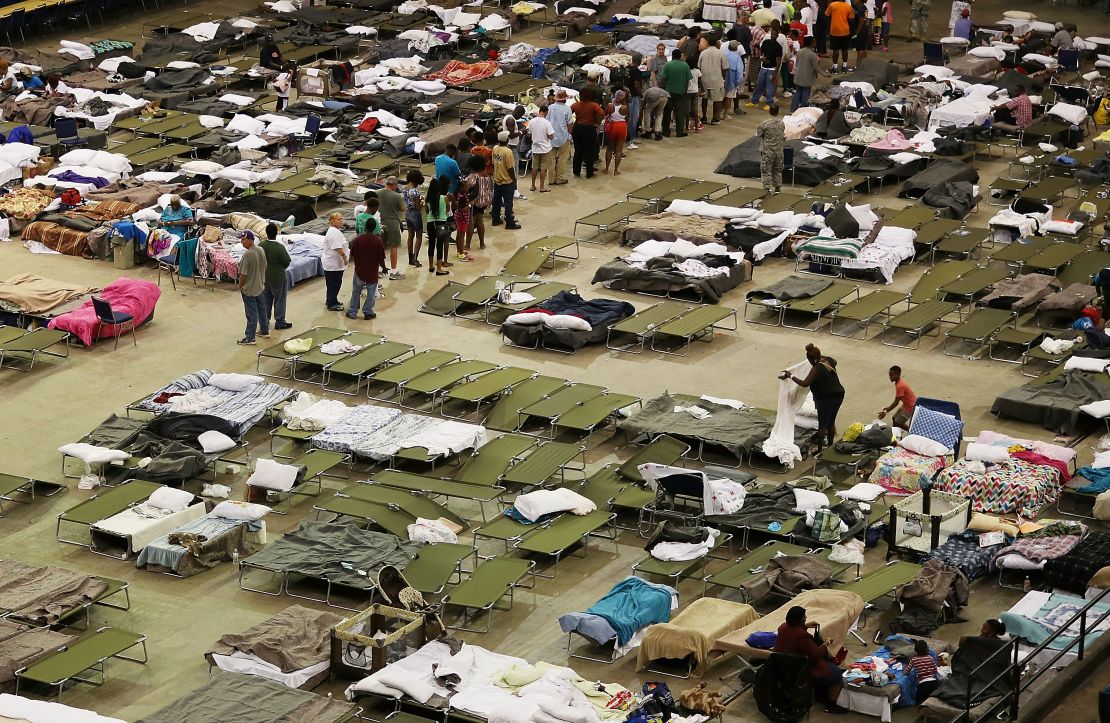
[111,238,135,270]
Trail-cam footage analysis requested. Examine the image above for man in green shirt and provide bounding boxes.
[660,50,693,138]
[236,230,268,345]
[259,222,293,331]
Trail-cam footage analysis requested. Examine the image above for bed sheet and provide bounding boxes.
[48,277,160,347]
[927,96,993,131]
[638,0,699,19]
[868,447,949,495]
[210,652,329,689]
[933,459,1062,518]
[92,502,207,553]
[284,236,324,288]
[1000,590,1109,651]
[135,513,262,573]
[136,379,292,434]
[0,694,124,723]
[925,529,1004,580]
[712,589,865,660]
[310,404,404,454]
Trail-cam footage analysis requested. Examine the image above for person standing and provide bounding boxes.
[649,43,669,86]
[876,365,917,430]
[236,230,268,346]
[909,0,930,42]
[425,175,452,275]
[490,132,520,230]
[756,103,785,192]
[724,41,746,117]
[402,170,424,268]
[258,222,292,331]
[462,155,492,253]
[570,88,604,178]
[347,221,387,320]
[528,105,555,192]
[660,49,693,137]
[547,90,573,185]
[642,84,670,140]
[503,106,526,171]
[814,0,830,55]
[377,177,406,279]
[879,0,893,50]
[780,343,845,451]
[626,52,644,149]
[698,36,729,124]
[852,0,872,67]
[791,36,824,111]
[747,25,783,109]
[825,0,855,72]
[602,90,629,175]
[322,212,349,311]
[434,145,462,196]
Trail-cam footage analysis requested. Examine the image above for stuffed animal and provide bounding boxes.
[678,682,726,717]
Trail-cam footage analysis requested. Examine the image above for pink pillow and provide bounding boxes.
[1031,441,1077,465]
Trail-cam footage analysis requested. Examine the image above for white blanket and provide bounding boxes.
[0,694,125,723]
[513,487,596,522]
[92,503,206,552]
[761,359,810,467]
[650,527,720,561]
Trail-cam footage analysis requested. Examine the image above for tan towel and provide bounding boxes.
[712,589,865,660]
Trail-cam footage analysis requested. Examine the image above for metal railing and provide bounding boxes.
[950,586,1110,722]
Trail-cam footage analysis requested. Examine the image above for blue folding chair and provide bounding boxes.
[923,41,944,66]
[92,297,138,350]
[53,118,85,149]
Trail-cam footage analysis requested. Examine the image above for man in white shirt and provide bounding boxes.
[527,106,555,193]
[322,212,349,311]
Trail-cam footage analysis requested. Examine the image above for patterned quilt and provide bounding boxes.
[1042,532,1110,594]
[310,404,403,455]
[425,60,499,86]
[934,459,1062,518]
[926,529,1008,580]
[868,447,949,495]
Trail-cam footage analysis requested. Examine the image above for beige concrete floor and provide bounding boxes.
[0,0,1108,721]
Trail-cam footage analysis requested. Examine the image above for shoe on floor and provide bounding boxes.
[236,338,256,345]
[257,332,270,338]
[491,218,503,226]
[744,101,757,107]
[345,311,357,319]
[505,223,521,230]
[275,322,292,329]
[626,142,638,150]
[388,271,405,280]
[327,304,344,311]
[825,704,849,715]
[364,312,376,320]
[655,132,663,140]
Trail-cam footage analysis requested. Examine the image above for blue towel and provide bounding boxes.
[1075,466,1110,494]
[585,576,674,646]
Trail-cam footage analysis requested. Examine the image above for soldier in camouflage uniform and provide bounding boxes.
[910,0,931,41]
[756,103,785,193]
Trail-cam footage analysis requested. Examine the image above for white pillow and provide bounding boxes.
[246,458,301,492]
[1048,102,1087,125]
[899,434,951,457]
[1064,356,1109,373]
[835,482,887,502]
[59,149,98,166]
[216,167,258,183]
[0,143,40,167]
[1092,450,1110,469]
[969,46,1005,60]
[915,64,954,78]
[845,203,878,233]
[198,430,236,453]
[965,442,1009,464]
[91,151,132,174]
[1031,441,1077,465]
[1003,10,1036,20]
[226,114,267,136]
[212,500,270,521]
[505,311,547,325]
[792,487,829,512]
[180,160,224,175]
[58,443,129,465]
[208,372,263,391]
[1081,400,1110,419]
[543,314,592,331]
[147,486,195,513]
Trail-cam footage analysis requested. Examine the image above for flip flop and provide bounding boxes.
[538,188,551,193]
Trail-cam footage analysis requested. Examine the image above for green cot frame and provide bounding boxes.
[0,328,71,371]
[829,290,910,339]
[256,326,347,378]
[516,383,607,433]
[397,360,498,408]
[572,200,647,241]
[513,510,616,578]
[0,472,62,516]
[321,340,416,396]
[315,483,468,538]
[15,626,147,701]
[440,557,535,633]
[499,440,586,487]
[606,300,692,354]
[401,542,476,596]
[441,367,536,418]
[632,532,732,583]
[943,308,1017,360]
[499,235,580,275]
[365,349,460,403]
[484,376,570,432]
[626,176,696,209]
[292,332,384,382]
[248,448,349,514]
[56,480,161,548]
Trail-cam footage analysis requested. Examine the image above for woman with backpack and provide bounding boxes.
[460,155,490,259]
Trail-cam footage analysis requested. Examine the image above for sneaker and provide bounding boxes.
[345,311,357,319]
[783,91,793,97]
[762,105,770,111]
[258,332,270,338]
[327,304,344,311]
[388,271,405,280]
[824,704,849,715]
[275,322,292,330]
[744,102,757,108]
[654,132,663,141]
[626,142,638,150]
[505,223,522,230]
[491,218,503,226]
[364,312,377,320]
[514,191,527,200]
[236,338,256,345]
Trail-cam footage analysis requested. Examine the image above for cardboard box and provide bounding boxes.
[22,156,55,180]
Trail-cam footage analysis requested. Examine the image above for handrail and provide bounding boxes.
[951,586,1110,723]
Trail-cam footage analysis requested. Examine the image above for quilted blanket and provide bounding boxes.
[1042,531,1110,593]
[868,447,949,495]
[426,60,498,86]
[933,458,1063,518]
[48,277,160,347]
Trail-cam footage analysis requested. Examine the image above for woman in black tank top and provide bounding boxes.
[780,343,845,450]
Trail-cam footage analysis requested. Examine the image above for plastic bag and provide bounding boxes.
[203,483,231,499]
[78,473,100,490]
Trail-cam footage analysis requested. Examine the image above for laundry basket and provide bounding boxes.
[331,604,439,680]
[886,488,971,558]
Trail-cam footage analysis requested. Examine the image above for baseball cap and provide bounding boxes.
[497,130,510,142]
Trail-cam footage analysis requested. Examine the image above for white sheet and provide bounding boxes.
[761,359,810,467]
[92,503,207,553]
[0,694,125,723]
[210,651,330,689]
[928,95,993,130]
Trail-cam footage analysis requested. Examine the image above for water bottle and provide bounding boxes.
[232,549,240,566]
[1023,575,1031,592]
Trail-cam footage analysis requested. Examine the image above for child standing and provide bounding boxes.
[907,639,939,703]
[402,170,424,268]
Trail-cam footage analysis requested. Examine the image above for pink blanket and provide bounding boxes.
[48,277,160,347]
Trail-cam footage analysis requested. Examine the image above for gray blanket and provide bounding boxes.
[591,256,747,304]
[209,605,342,673]
[618,393,772,458]
[741,555,833,602]
[991,369,1110,433]
[243,520,421,590]
[746,275,832,302]
[85,413,146,449]
[934,636,1012,708]
[978,273,1059,312]
[137,672,357,723]
[136,515,261,576]
[1036,283,1096,322]
[0,560,108,626]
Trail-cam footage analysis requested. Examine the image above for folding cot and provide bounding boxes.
[440,557,535,633]
[606,300,693,353]
[632,532,732,584]
[943,308,1018,359]
[516,383,607,433]
[1022,243,1086,276]
[247,448,348,514]
[396,360,498,408]
[702,540,809,595]
[349,153,398,180]
[881,260,975,348]
[449,275,525,320]
[484,375,570,432]
[499,440,586,487]
[0,328,70,371]
[440,366,536,418]
[14,627,148,701]
[649,305,739,355]
[626,177,696,209]
[371,469,506,518]
[1019,340,1080,377]
[452,433,538,486]
[0,568,131,630]
[776,281,860,331]
[108,136,161,156]
[910,218,963,259]
[549,392,641,444]
[989,236,1051,269]
[572,200,646,240]
[321,340,415,395]
[400,542,476,597]
[714,186,766,207]
[807,173,865,202]
[56,479,162,548]
[832,560,923,641]
[161,119,209,142]
[758,192,811,213]
[514,509,616,577]
[0,472,61,516]
[499,235,580,275]
[656,179,729,207]
[256,326,348,378]
[365,349,460,402]
[937,266,1010,302]
[129,112,192,136]
[291,332,384,382]
[828,289,909,339]
[126,143,193,170]
[315,481,467,538]
[885,205,938,229]
[1020,175,1080,204]
[1058,251,1110,287]
[988,327,1046,363]
[469,72,530,96]
[931,226,991,264]
[484,281,578,325]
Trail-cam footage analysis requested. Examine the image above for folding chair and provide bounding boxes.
[441,557,535,632]
[92,297,136,350]
[53,117,84,149]
[292,113,322,146]
[923,41,944,65]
